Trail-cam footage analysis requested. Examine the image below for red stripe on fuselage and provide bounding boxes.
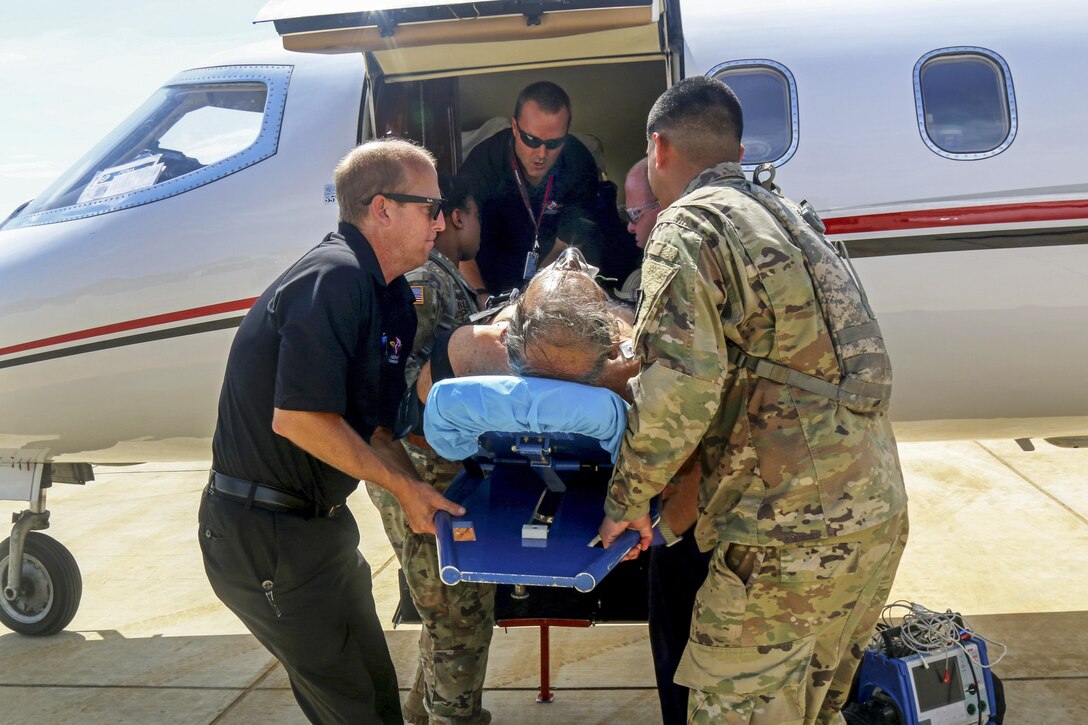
[4,199,1088,360]
[0,297,258,357]
[824,199,1088,235]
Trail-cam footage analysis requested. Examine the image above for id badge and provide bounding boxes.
[522,250,539,280]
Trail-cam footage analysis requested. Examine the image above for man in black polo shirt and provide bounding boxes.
[200,138,465,725]
[458,81,601,296]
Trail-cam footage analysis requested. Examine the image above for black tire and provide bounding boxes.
[0,532,82,636]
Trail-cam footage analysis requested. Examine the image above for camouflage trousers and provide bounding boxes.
[678,509,909,725]
[365,440,495,725]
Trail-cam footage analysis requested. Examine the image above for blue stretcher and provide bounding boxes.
[423,375,662,593]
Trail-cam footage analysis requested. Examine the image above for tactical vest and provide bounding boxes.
[688,177,892,414]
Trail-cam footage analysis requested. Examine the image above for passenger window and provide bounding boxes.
[708,60,798,169]
[4,67,290,230]
[915,48,1016,159]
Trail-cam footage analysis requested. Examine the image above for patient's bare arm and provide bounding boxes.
[451,325,512,377]
[415,323,511,402]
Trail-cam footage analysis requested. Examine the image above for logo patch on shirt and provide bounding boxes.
[411,285,425,305]
[387,336,403,365]
[542,200,562,215]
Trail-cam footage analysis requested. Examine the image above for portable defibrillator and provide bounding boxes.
[854,638,996,725]
[845,604,1006,725]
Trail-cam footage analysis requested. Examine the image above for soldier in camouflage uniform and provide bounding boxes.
[599,77,909,725]
[365,176,496,725]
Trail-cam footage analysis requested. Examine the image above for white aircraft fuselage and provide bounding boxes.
[1,0,1086,466]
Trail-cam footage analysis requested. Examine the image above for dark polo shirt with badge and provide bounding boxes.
[212,221,416,508]
[459,128,599,294]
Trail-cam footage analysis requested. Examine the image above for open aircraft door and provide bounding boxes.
[256,1,678,176]
[255,1,673,64]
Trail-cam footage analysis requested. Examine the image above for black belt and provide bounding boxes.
[207,471,344,518]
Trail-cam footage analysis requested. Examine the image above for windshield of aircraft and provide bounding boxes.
[3,65,291,230]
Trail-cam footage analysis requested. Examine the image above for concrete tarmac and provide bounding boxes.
[1,438,1086,723]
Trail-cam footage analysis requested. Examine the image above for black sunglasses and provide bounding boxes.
[514,122,567,151]
[364,192,446,220]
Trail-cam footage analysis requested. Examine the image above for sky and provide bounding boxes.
[0,1,274,217]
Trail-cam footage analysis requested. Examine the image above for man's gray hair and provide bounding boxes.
[504,268,618,384]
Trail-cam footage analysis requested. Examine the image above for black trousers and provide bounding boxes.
[648,535,712,725]
[199,489,402,724]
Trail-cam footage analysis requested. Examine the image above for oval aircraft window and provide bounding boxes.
[708,60,799,170]
[915,48,1016,159]
[3,66,292,230]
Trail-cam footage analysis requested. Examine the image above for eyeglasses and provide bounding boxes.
[364,192,446,220]
[623,200,660,224]
[514,121,567,151]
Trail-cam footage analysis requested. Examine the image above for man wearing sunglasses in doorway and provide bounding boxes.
[457,81,602,298]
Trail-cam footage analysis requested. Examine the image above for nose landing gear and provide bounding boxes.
[0,461,84,636]
[0,530,82,636]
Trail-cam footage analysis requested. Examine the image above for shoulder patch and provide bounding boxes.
[633,256,679,335]
[411,285,425,305]
[645,235,680,263]
[641,257,678,300]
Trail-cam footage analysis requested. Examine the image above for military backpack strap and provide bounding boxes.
[726,346,892,406]
[432,252,481,326]
[687,177,893,413]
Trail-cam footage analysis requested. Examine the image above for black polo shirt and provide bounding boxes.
[458,128,599,294]
[212,222,416,506]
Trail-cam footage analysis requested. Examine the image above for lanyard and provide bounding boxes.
[510,151,554,253]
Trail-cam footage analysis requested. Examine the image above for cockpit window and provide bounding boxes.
[3,65,291,230]
[708,59,799,170]
[156,95,266,165]
[914,47,1016,159]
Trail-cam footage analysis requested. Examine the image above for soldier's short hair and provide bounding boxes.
[439,173,473,216]
[335,137,437,224]
[504,267,617,385]
[514,81,573,126]
[647,76,744,166]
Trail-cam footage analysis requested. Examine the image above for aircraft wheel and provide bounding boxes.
[0,532,82,636]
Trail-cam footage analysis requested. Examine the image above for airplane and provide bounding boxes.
[1,0,1086,636]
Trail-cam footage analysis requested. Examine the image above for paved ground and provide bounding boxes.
[1,438,1086,723]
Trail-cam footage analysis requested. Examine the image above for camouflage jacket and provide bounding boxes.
[605,162,907,547]
[405,250,480,387]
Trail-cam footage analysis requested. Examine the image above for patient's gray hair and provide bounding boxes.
[505,269,618,384]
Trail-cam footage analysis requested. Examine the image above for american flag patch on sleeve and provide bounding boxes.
[411,285,425,305]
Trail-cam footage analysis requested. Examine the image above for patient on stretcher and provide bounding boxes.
[411,247,640,405]
[401,247,698,532]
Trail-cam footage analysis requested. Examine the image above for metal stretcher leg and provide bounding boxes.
[495,616,591,703]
